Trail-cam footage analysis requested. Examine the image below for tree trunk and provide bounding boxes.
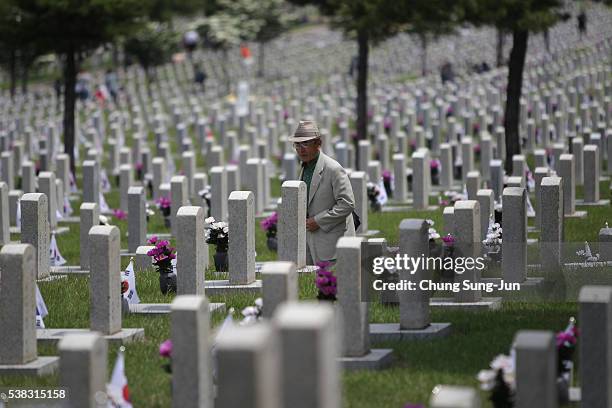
[222,49,230,95]
[63,48,77,176]
[496,28,505,67]
[21,59,30,95]
[503,29,528,175]
[9,48,17,100]
[258,42,265,78]
[420,34,428,76]
[356,29,368,142]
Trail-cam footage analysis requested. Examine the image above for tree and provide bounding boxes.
[287,0,409,143]
[124,21,179,88]
[0,0,42,99]
[15,0,147,175]
[197,11,242,93]
[463,0,564,174]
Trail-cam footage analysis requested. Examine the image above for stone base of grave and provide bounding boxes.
[146,233,171,239]
[52,226,70,235]
[369,323,452,342]
[430,297,502,311]
[358,229,380,237]
[9,226,20,234]
[569,387,580,402]
[527,238,539,245]
[382,206,410,213]
[576,199,610,206]
[37,328,145,347]
[58,216,80,223]
[255,263,317,274]
[204,279,262,296]
[338,349,394,371]
[120,250,136,257]
[432,184,463,192]
[50,265,89,275]
[38,274,68,282]
[564,211,588,219]
[527,226,538,232]
[129,302,226,315]
[0,356,59,376]
[255,211,276,219]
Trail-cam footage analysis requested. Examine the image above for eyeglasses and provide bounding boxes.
[293,140,317,149]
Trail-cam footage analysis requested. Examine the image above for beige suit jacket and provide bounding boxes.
[299,152,355,263]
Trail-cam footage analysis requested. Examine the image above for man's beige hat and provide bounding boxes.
[288,120,321,142]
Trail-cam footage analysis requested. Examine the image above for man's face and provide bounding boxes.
[294,139,321,163]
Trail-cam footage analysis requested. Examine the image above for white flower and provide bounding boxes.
[223,226,229,233]
[205,217,215,224]
[254,298,263,308]
[426,219,435,226]
[241,306,259,317]
[477,369,496,391]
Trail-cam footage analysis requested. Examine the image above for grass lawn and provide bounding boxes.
[1,168,609,407]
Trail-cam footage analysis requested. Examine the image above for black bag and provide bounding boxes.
[352,210,361,231]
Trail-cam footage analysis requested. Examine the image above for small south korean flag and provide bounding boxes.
[36,284,48,329]
[49,233,67,266]
[121,260,140,304]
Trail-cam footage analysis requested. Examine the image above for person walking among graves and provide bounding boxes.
[289,120,356,264]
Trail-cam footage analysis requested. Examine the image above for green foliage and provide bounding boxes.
[124,21,179,71]
[462,0,564,33]
[15,0,148,55]
[197,12,243,50]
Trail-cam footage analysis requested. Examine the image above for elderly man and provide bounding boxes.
[288,120,356,264]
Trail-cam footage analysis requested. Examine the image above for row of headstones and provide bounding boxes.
[427,284,612,407]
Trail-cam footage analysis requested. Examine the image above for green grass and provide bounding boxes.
[2,153,608,407]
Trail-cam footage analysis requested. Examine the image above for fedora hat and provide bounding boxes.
[288,120,321,143]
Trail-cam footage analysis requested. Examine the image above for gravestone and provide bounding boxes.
[412,150,430,210]
[273,302,340,408]
[583,145,600,203]
[579,286,612,408]
[21,161,36,193]
[1,151,14,190]
[0,244,58,375]
[490,160,504,201]
[80,203,99,270]
[397,219,430,328]
[600,227,612,263]
[559,154,576,216]
[514,330,557,408]
[278,181,307,268]
[177,206,207,295]
[20,193,49,279]
[89,225,121,334]
[228,191,256,285]
[261,262,297,318]
[440,143,453,189]
[152,157,167,200]
[171,175,189,237]
[119,164,133,212]
[534,167,550,229]
[210,166,228,221]
[571,137,584,185]
[476,189,494,241]
[466,171,480,200]
[540,177,564,272]
[350,171,369,235]
[393,154,407,202]
[502,187,527,283]
[454,200,482,302]
[246,158,265,215]
[216,324,280,408]
[58,333,107,408]
[171,295,213,408]
[0,182,8,244]
[128,186,146,253]
[83,160,100,207]
[38,172,57,230]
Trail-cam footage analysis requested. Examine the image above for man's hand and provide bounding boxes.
[306,217,320,232]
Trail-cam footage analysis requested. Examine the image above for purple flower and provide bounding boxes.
[159,339,172,358]
[156,196,171,209]
[382,170,392,182]
[383,117,392,130]
[148,236,158,245]
[430,159,440,170]
[442,234,455,246]
[556,331,577,348]
[136,162,144,171]
[113,209,127,220]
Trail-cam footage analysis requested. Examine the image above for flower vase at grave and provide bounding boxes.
[453,164,462,181]
[158,264,177,295]
[383,179,393,198]
[407,174,413,192]
[430,160,441,185]
[266,236,278,252]
[213,248,228,272]
[316,292,336,302]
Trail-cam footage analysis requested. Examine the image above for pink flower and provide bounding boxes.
[148,236,158,245]
[382,170,392,182]
[442,234,455,246]
[113,209,127,220]
[159,339,172,358]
